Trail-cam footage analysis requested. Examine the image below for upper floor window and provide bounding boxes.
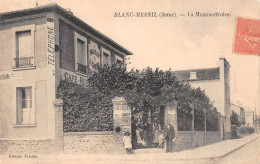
[16,30,32,58]
[77,39,86,64]
[115,55,124,67]
[74,32,87,74]
[103,52,110,65]
[101,47,111,66]
[12,25,35,70]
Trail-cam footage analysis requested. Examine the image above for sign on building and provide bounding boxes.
[46,17,55,69]
[60,69,88,86]
[88,40,100,72]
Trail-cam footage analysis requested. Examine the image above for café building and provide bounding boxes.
[0,3,132,153]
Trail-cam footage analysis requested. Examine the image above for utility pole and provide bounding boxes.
[190,103,194,148]
[204,108,207,145]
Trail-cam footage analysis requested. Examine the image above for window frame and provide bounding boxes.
[12,83,36,127]
[115,55,124,66]
[12,24,36,70]
[101,47,111,66]
[74,32,88,74]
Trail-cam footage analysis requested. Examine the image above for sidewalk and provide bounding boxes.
[0,133,259,164]
[162,132,260,160]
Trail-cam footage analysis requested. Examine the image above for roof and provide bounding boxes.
[174,67,220,81]
[0,3,133,55]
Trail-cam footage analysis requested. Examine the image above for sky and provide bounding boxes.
[0,0,259,114]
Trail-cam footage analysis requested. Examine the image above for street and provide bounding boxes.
[208,137,260,164]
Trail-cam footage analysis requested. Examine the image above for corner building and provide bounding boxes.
[0,3,132,153]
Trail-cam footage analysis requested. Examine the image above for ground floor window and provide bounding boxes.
[16,86,35,124]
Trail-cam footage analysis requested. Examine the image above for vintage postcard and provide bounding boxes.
[0,0,259,163]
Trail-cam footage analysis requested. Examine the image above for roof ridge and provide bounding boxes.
[174,67,220,72]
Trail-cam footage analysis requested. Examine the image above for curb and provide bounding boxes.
[169,134,260,161]
[217,135,260,159]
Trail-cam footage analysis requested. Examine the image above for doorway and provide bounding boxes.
[131,106,165,150]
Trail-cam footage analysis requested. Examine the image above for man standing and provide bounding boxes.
[146,118,153,148]
[163,120,175,152]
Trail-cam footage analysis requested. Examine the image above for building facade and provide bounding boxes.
[245,111,254,127]
[174,58,231,139]
[230,103,245,125]
[0,3,132,153]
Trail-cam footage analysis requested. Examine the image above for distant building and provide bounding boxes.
[174,58,231,140]
[230,103,245,125]
[245,111,254,127]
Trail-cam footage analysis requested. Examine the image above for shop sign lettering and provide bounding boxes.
[60,69,88,86]
[0,73,11,80]
[46,17,55,67]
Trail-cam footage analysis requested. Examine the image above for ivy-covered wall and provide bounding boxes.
[58,81,113,132]
[58,65,220,132]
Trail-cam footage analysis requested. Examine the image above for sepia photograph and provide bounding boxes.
[0,0,259,163]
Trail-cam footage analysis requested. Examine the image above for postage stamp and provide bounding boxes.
[233,17,260,56]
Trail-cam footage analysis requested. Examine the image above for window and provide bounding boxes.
[116,59,122,65]
[12,25,35,69]
[189,72,197,80]
[16,87,35,124]
[101,47,111,66]
[115,54,124,67]
[77,39,87,74]
[16,31,32,58]
[103,52,110,65]
[74,32,87,74]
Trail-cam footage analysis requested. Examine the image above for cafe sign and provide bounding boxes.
[60,69,88,86]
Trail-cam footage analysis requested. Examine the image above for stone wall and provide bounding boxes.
[0,139,59,154]
[205,131,221,145]
[173,131,220,152]
[64,131,125,154]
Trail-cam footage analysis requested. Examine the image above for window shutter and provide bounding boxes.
[16,88,23,124]
[77,39,86,65]
[16,31,32,58]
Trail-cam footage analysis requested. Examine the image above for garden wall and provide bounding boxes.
[173,131,220,152]
[64,131,124,154]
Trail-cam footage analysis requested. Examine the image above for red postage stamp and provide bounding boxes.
[233,17,260,56]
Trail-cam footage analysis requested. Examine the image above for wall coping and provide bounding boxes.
[64,131,114,136]
[178,131,220,133]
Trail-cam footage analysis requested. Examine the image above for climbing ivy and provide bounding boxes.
[58,65,219,132]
